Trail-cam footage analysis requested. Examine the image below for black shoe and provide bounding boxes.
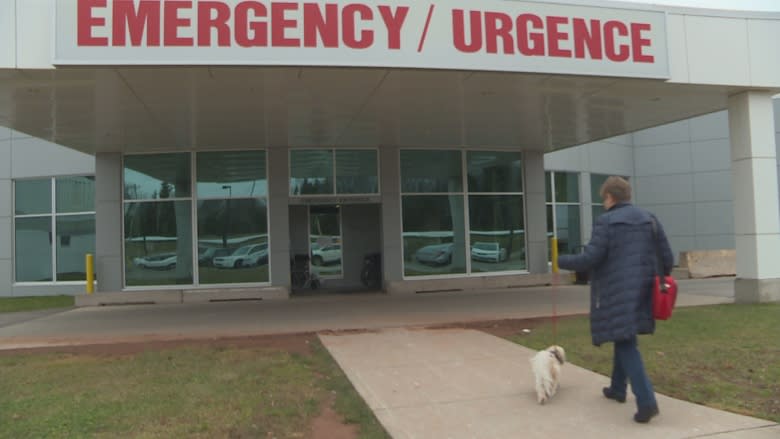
[634,405,660,423]
[602,387,626,403]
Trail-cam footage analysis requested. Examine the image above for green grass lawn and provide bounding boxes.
[0,295,74,313]
[510,303,780,423]
[0,338,389,439]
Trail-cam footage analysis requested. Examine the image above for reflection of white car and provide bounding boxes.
[471,242,507,263]
[311,244,341,266]
[213,244,268,268]
[133,253,177,270]
[415,243,453,266]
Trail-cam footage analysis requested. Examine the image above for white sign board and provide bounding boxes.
[54,0,669,79]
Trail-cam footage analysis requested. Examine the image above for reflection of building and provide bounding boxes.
[1,1,780,302]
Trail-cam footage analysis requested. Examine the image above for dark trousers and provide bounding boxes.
[610,336,657,408]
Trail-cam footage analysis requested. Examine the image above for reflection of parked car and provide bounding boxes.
[471,242,507,263]
[415,243,453,266]
[311,244,341,266]
[133,253,177,270]
[198,246,231,266]
[213,244,269,268]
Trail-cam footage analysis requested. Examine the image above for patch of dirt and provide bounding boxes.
[310,394,359,439]
[0,332,317,356]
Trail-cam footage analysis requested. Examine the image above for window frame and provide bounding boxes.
[399,148,529,280]
[288,148,381,197]
[121,149,272,290]
[12,176,96,285]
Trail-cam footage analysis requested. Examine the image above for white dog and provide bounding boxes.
[530,345,566,404]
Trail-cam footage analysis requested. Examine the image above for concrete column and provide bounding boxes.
[0,127,11,296]
[524,151,549,274]
[728,91,780,303]
[380,145,403,285]
[580,172,593,242]
[267,147,290,289]
[95,153,123,292]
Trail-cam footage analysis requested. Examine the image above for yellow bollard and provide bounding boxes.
[551,237,559,273]
[86,253,94,294]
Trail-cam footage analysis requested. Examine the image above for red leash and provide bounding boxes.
[551,270,560,345]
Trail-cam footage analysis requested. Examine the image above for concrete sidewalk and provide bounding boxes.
[0,278,731,349]
[320,328,778,439]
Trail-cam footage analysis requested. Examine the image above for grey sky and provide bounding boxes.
[619,0,780,11]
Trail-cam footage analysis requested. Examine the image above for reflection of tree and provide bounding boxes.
[159,181,173,199]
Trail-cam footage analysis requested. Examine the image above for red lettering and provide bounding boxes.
[378,6,408,50]
[164,0,193,46]
[572,18,602,60]
[303,3,338,48]
[78,0,108,46]
[113,0,160,47]
[484,12,513,54]
[235,1,267,47]
[517,14,544,56]
[342,4,373,49]
[631,22,654,63]
[272,2,299,47]
[604,20,629,62]
[546,16,571,57]
[198,1,230,47]
[452,10,482,53]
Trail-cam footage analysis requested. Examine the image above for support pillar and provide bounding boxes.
[380,145,404,287]
[728,91,780,303]
[524,151,549,274]
[95,152,123,292]
[268,147,291,290]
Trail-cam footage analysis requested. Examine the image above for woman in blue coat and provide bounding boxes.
[558,176,673,423]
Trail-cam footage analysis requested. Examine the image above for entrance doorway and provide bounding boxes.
[288,203,381,294]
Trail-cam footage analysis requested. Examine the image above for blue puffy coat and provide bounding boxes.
[558,203,674,346]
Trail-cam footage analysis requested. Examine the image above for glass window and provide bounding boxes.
[56,176,95,213]
[196,151,267,198]
[402,195,466,276]
[336,150,378,194]
[401,150,462,193]
[56,215,95,281]
[310,206,342,278]
[197,198,268,284]
[124,153,191,200]
[467,152,522,193]
[14,177,97,283]
[469,195,525,272]
[547,205,582,259]
[15,179,51,215]
[290,150,334,195]
[553,172,579,203]
[591,174,609,202]
[124,201,193,286]
[592,205,606,220]
[15,217,53,282]
[555,205,582,254]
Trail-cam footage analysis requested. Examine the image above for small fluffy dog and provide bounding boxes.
[530,345,566,404]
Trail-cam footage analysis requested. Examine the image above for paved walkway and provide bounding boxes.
[320,328,779,439]
[1,278,777,438]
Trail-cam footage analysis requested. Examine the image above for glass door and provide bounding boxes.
[309,206,342,279]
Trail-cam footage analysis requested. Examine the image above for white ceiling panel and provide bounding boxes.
[0,66,744,155]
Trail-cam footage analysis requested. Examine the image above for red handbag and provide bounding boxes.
[652,275,678,320]
[651,219,677,320]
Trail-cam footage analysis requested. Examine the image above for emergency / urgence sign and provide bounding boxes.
[56,0,669,78]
